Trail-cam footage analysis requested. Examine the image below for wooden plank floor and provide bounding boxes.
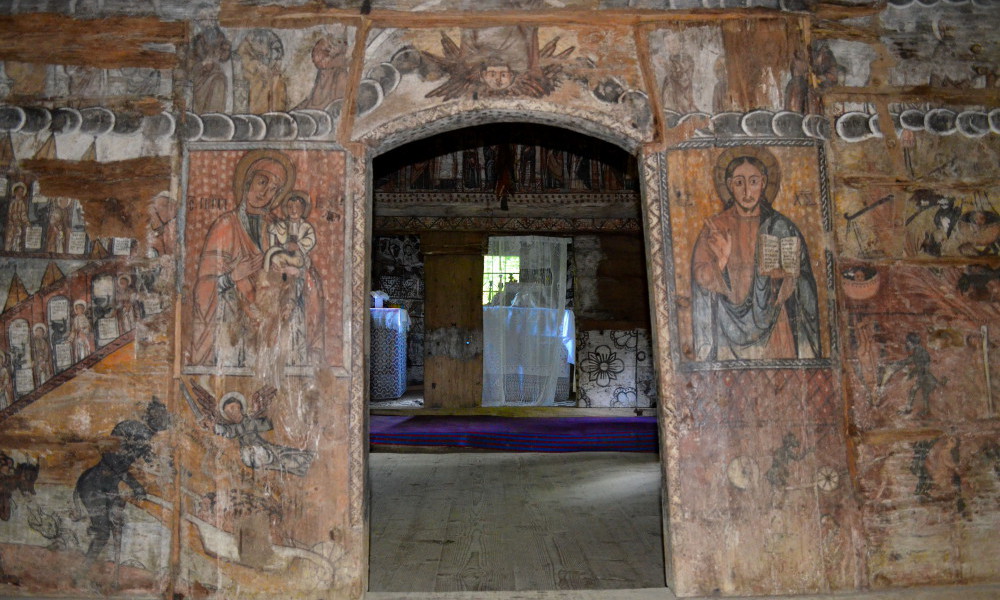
[369,452,665,593]
[366,583,1000,600]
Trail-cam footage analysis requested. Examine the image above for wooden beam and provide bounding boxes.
[635,25,664,147]
[219,3,805,30]
[338,17,372,146]
[0,13,184,69]
[374,201,640,220]
[811,1,884,21]
[835,175,1000,191]
[822,85,1000,105]
[811,19,880,42]
[20,157,172,202]
[859,427,946,446]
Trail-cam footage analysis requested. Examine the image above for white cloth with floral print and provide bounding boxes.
[577,329,656,408]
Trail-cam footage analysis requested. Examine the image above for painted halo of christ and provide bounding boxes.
[690,147,821,362]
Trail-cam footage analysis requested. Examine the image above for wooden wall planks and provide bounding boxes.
[423,231,486,409]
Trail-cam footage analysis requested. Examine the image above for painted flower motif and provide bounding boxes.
[580,344,625,387]
[611,387,637,408]
[610,330,637,350]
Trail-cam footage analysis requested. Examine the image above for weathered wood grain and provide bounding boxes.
[20,156,171,202]
[0,14,184,68]
[219,2,804,30]
[369,452,664,592]
[821,86,1000,105]
[423,231,486,409]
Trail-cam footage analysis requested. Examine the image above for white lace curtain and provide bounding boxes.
[482,235,572,407]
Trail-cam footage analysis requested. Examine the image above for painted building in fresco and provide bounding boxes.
[0,0,997,598]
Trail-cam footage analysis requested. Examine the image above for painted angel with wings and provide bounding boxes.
[422,26,574,101]
[181,380,316,477]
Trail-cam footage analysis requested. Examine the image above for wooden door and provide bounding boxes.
[422,232,484,408]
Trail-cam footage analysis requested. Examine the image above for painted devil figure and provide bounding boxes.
[71,398,169,588]
[181,380,316,477]
[71,420,152,586]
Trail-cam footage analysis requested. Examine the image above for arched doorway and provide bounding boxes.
[360,118,670,593]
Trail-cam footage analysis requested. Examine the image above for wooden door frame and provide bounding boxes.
[356,105,672,592]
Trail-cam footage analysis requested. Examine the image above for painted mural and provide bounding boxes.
[0,173,174,421]
[357,25,650,138]
[0,0,997,598]
[181,145,349,378]
[838,185,1000,261]
[881,4,1000,90]
[0,63,172,103]
[845,262,1000,585]
[843,264,998,429]
[0,399,173,596]
[649,20,806,116]
[182,380,316,476]
[183,23,357,117]
[173,370,351,598]
[1,176,92,257]
[664,142,833,370]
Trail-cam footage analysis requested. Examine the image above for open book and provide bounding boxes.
[758,234,801,277]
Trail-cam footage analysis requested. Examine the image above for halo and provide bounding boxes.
[219,391,246,414]
[10,182,27,196]
[712,146,781,208]
[231,149,296,212]
[32,323,46,334]
[281,189,311,219]
[73,300,87,309]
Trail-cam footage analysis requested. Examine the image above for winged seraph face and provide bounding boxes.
[481,63,514,91]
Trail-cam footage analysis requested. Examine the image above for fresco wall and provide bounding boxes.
[0,1,995,599]
[0,164,177,596]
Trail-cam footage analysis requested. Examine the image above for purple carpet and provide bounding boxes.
[370,415,658,452]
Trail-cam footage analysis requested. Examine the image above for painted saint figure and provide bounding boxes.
[45,205,68,254]
[264,191,323,365]
[5,182,30,252]
[0,353,13,409]
[294,35,349,111]
[189,150,294,367]
[70,300,93,362]
[190,25,232,114]
[237,29,288,113]
[182,380,316,477]
[691,151,820,361]
[661,53,696,113]
[147,191,177,258]
[31,324,53,385]
[267,192,317,267]
[115,275,138,333]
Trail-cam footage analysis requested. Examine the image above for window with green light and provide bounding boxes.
[482,255,520,305]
